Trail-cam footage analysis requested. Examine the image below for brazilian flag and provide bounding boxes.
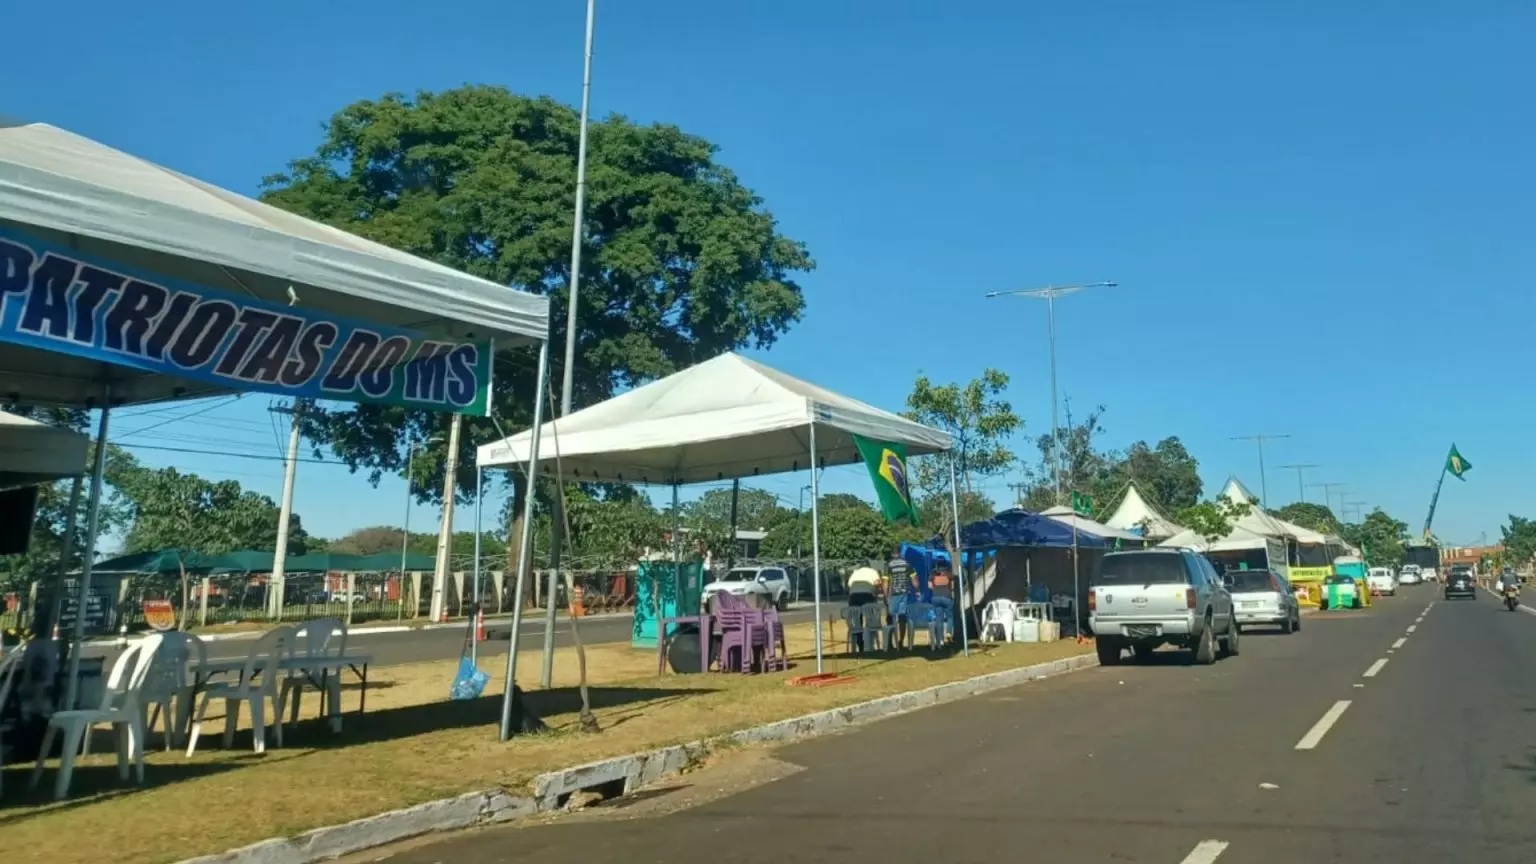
[1446,444,1472,481]
[852,434,920,525]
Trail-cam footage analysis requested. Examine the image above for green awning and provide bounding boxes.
[92,549,252,574]
[283,551,371,573]
[356,551,436,571]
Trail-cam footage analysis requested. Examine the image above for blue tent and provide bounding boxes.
[960,508,1111,549]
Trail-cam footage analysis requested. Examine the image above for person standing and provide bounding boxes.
[929,561,954,646]
[846,565,882,651]
[885,549,913,648]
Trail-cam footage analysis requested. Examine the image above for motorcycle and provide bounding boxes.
[1504,585,1520,611]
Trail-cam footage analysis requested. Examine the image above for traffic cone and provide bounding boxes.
[475,608,486,643]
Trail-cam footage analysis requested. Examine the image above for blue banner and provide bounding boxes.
[0,227,493,414]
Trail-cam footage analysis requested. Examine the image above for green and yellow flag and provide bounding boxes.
[1446,444,1472,481]
[852,434,920,525]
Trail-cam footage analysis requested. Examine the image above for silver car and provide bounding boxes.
[1226,568,1301,634]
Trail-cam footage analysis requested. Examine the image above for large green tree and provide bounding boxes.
[684,487,785,532]
[902,369,1021,503]
[1499,515,1536,569]
[1272,502,1341,535]
[1339,509,1409,569]
[259,85,814,579]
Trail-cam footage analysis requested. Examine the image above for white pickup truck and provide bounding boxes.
[1367,567,1397,596]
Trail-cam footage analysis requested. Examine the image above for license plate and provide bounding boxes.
[1240,601,1261,609]
[1126,624,1159,639]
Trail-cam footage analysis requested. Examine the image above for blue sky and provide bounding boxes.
[5,1,1532,547]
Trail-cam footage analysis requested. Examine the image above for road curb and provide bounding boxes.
[177,650,1099,864]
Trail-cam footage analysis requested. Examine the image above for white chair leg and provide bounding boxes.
[271,692,284,749]
[130,717,147,784]
[250,697,266,754]
[54,723,84,801]
[287,678,303,725]
[327,676,343,733]
[115,722,131,781]
[185,691,212,758]
[29,724,58,791]
[222,698,239,749]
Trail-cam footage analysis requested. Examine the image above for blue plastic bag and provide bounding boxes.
[449,656,490,701]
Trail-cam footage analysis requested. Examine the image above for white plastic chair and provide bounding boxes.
[29,635,162,801]
[981,599,1021,643]
[139,632,206,750]
[0,648,24,797]
[185,626,292,757]
[278,618,345,729]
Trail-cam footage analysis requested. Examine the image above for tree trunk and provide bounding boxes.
[177,561,191,631]
[504,472,533,611]
[563,568,599,733]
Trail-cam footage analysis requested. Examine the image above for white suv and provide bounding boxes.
[702,566,792,611]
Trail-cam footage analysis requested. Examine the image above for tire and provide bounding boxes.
[1096,638,1122,666]
[1192,618,1216,665]
[1220,618,1240,658]
[775,592,788,612]
[1280,614,1294,635]
[1292,612,1301,632]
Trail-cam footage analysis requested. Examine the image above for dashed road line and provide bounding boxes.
[1296,700,1352,750]
[1406,624,1417,633]
[1363,658,1388,678]
[1179,840,1230,863]
[1392,637,1407,649]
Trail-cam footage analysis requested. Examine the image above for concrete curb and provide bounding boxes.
[178,650,1099,864]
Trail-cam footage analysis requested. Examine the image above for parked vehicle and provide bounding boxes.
[1226,568,1301,634]
[1367,567,1397,596]
[1088,549,1238,666]
[1398,564,1423,586]
[1320,573,1363,610]
[701,566,792,611]
[1444,566,1476,600]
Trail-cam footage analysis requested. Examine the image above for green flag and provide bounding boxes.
[852,434,920,525]
[1071,491,1093,516]
[1446,444,1472,481]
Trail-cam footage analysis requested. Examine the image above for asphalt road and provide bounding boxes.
[82,604,826,668]
[358,584,1536,863]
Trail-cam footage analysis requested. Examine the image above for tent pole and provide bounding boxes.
[948,455,970,656]
[500,341,550,741]
[44,473,84,637]
[670,483,680,636]
[808,419,823,674]
[61,390,111,713]
[471,466,484,666]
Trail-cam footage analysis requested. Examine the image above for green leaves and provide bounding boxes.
[107,450,308,557]
[260,86,813,510]
[1175,499,1253,545]
[1499,515,1536,569]
[1272,502,1342,535]
[1338,510,1409,568]
[902,369,1019,503]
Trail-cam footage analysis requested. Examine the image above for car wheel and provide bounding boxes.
[775,593,788,612]
[1220,618,1241,658]
[1095,638,1122,666]
[1292,612,1301,632]
[1280,614,1294,635]
[1192,619,1216,665]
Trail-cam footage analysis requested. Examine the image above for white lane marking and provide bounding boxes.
[1415,616,1424,622]
[1407,625,1417,633]
[1392,637,1407,649]
[1353,683,1365,688]
[1296,700,1353,750]
[1364,658,1389,677]
[1179,840,1230,863]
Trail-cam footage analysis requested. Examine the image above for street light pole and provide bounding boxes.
[1231,433,1290,505]
[1279,463,1319,503]
[543,0,598,688]
[984,281,1118,505]
[1308,482,1346,520]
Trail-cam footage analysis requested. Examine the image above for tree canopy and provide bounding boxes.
[1499,515,1536,569]
[1339,509,1409,568]
[259,85,814,543]
[1272,502,1341,535]
[1016,405,1203,517]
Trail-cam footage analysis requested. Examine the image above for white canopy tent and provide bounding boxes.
[1102,482,1186,539]
[1159,522,1275,553]
[1039,505,1144,542]
[0,410,88,490]
[1217,477,1303,540]
[0,120,551,725]
[0,121,549,405]
[477,352,960,676]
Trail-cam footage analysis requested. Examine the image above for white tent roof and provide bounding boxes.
[0,411,87,490]
[0,121,549,405]
[1159,522,1275,553]
[1217,476,1303,539]
[1102,483,1185,538]
[477,352,952,485]
[1039,505,1144,541]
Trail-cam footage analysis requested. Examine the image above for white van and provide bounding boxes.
[1367,567,1397,596]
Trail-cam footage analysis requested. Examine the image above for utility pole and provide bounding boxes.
[1279,463,1319,503]
[269,400,304,620]
[1008,481,1031,507]
[984,281,1118,504]
[542,0,598,689]
[1231,433,1290,505]
[431,414,464,623]
[1308,482,1346,520]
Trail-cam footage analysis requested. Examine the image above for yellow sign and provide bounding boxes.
[142,600,176,632]
[1289,566,1330,583]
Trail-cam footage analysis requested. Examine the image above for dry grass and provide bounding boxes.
[0,622,1090,864]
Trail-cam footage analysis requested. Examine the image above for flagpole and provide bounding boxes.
[1423,464,1448,540]
[808,418,824,675]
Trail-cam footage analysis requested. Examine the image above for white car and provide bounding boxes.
[1367,567,1397,596]
[701,566,792,611]
[1398,565,1423,586]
